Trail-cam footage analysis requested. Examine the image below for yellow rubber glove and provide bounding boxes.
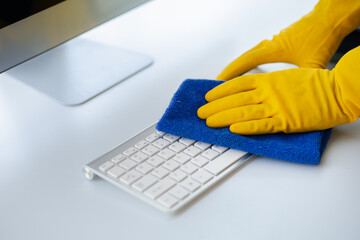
[197,46,360,134]
[217,0,360,80]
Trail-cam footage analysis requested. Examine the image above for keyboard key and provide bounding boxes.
[152,138,170,149]
[132,175,158,192]
[169,169,187,182]
[145,133,161,142]
[169,185,190,200]
[136,162,153,174]
[99,161,114,172]
[120,170,142,185]
[183,146,202,157]
[204,149,247,175]
[135,140,149,149]
[180,162,198,175]
[211,145,228,153]
[145,178,176,199]
[157,193,178,208]
[156,131,165,136]
[107,165,126,178]
[201,149,220,160]
[181,178,201,192]
[194,142,211,150]
[192,155,209,167]
[111,154,127,164]
[179,138,195,146]
[142,145,159,156]
[168,142,186,153]
[191,169,213,184]
[147,155,165,167]
[130,152,148,163]
[158,149,176,160]
[172,152,191,164]
[123,147,137,156]
[119,159,137,171]
[162,159,180,171]
[163,134,180,143]
[152,167,169,179]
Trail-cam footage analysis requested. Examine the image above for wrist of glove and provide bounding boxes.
[198,46,360,135]
[217,0,360,81]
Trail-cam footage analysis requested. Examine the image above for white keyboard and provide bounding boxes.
[84,124,254,213]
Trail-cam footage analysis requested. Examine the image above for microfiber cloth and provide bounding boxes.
[156,79,332,164]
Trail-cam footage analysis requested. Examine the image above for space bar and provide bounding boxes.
[204,149,247,175]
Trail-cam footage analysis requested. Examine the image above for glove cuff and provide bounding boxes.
[333,46,360,121]
[313,0,360,35]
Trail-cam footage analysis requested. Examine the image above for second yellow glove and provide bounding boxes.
[217,0,360,80]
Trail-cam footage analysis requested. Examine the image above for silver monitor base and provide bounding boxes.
[7,38,153,105]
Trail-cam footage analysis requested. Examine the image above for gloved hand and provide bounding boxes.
[217,0,360,80]
[197,46,360,134]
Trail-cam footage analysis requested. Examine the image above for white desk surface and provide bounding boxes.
[1,0,359,239]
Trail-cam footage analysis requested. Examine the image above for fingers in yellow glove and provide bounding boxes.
[217,0,360,80]
[204,75,256,102]
[216,40,281,81]
[206,104,270,128]
[230,118,282,135]
[197,90,260,119]
[198,46,360,134]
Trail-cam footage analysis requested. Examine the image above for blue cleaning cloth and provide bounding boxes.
[156,79,332,164]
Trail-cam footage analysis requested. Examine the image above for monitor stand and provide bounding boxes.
[7,38,153,105]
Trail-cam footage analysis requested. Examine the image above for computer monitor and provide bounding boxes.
[0,0,153,105]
